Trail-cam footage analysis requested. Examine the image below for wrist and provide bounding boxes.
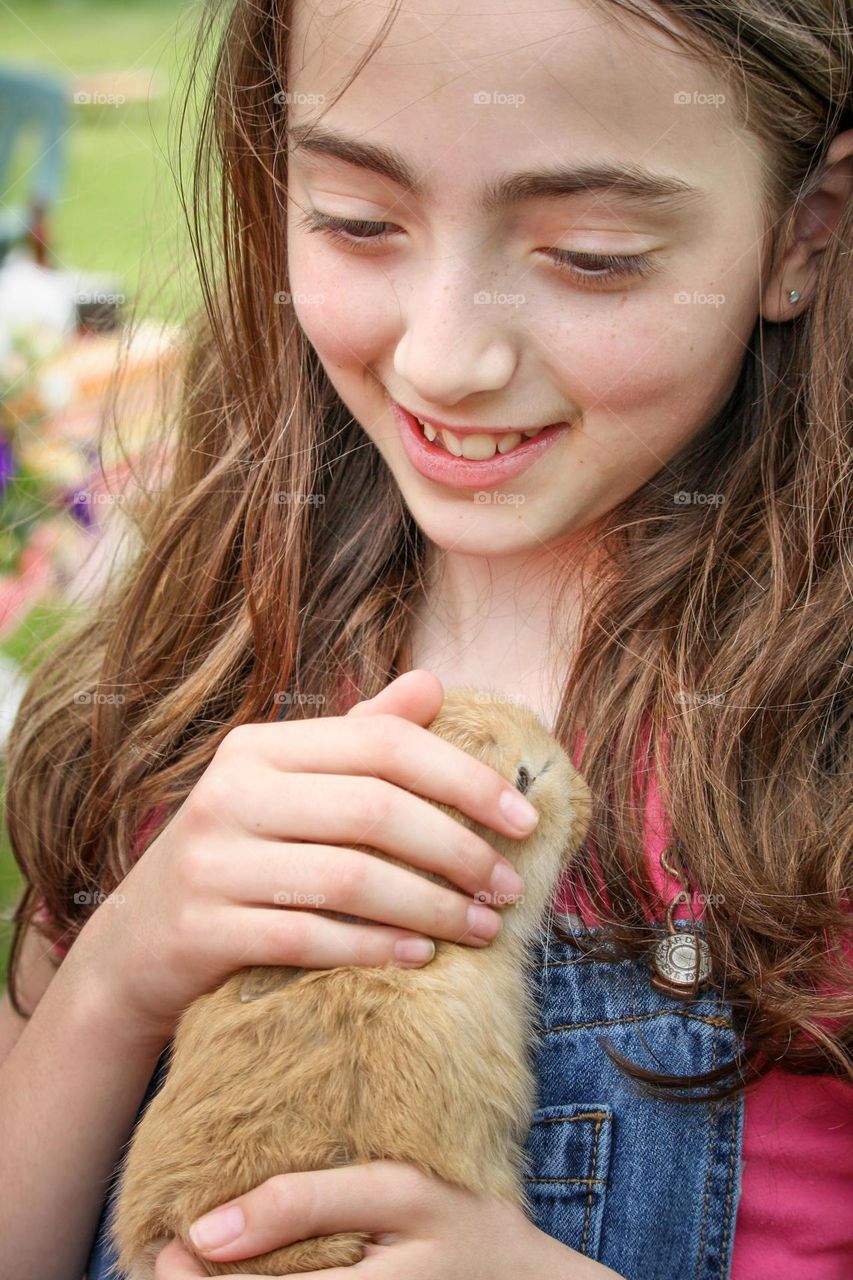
[531,1229,625,1280]
[55,921,173,1058]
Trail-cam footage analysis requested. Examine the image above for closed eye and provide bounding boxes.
[295,210,658,286]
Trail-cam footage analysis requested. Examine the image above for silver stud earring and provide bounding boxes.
[788,289,800,303]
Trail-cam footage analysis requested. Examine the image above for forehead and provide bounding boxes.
[286,0,760,198]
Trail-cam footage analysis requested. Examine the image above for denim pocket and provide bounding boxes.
[521,1101,613,1260]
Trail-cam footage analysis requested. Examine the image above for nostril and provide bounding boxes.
[515,765,534,794]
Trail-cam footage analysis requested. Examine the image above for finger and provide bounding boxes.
[229,839,506,949]
[345,668,445,722]
[226,688,540,845]
[187,1161,434,1263]
[214,771,522,909]
[262,1265,379,1279]
[154,1237,209,1277]
[210,904,446,970]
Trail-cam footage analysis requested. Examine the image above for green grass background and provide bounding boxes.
[1,0,207,987]
[2,0,203,325]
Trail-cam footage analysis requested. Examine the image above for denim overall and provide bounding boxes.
[86,916,745,1280]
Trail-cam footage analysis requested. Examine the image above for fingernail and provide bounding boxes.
[499,789,539,832]
[394,937,436,965]
[189,1204,245,1251]
[467,902,502,940]
[489,861,525,901]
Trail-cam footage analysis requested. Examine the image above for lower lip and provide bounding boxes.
[389,399,571,491]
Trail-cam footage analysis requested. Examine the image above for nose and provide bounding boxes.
[392,268,518,404]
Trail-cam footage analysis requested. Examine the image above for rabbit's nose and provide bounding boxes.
[515,758,553,794]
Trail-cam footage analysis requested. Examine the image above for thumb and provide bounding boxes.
[345,668,444,725]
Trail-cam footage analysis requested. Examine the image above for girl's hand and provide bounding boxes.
[70,669,535,1044]
[150,1161,625,1279]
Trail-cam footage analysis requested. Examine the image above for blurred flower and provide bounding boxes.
[64,487,96,529]
[0,431,14,495]
[0,326,90,591]
[18,438,88,489]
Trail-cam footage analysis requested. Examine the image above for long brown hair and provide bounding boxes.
[4,0,851,1103]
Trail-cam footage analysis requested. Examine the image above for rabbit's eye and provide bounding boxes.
[515,765,532,795]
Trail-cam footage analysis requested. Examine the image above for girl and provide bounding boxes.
[1,0,851,1277]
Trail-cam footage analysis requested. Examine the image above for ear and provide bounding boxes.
[761,128,853,323]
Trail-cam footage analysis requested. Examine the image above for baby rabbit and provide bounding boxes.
[111,686,592,1277]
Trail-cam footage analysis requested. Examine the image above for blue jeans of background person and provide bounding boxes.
[86,917,744,1280]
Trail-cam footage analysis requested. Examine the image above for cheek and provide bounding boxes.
[561,300,752,461]
[286,237,397,370]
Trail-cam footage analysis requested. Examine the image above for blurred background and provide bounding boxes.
[1,0,207,983]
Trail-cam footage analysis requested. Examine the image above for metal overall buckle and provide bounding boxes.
[648,842,713,1000]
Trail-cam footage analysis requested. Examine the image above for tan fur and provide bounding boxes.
[111,687,592,1276]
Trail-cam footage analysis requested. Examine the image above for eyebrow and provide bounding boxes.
[287,122,707,215]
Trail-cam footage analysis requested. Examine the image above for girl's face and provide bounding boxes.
[285,0,773,556]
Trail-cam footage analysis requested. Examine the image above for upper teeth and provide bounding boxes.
[415,417,545,460]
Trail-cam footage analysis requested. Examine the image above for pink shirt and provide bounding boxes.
[31,696,853,1277]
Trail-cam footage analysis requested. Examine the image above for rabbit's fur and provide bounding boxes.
[111,687,592,1277]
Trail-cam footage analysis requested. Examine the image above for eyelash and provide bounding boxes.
[295,210,655,284]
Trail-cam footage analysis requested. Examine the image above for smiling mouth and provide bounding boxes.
[411,414,553,460]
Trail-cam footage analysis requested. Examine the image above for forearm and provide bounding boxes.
[0,954,168,1280]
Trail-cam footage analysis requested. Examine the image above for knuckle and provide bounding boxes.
[458,827,493,884]
[348,776,392,834]
[216,722,255,759]
[350,936,378,967]
[384,1159,434,1207]
[362,714,407,764]
[173,898,204,949]
[430,886,463,936]
[185,771,235,830]
[347,925,385,966]
[174,845,210,896]
[374,714,410,764]
[275,907,311,961]
[331,851,369,907]
[266,1172,297,1218]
